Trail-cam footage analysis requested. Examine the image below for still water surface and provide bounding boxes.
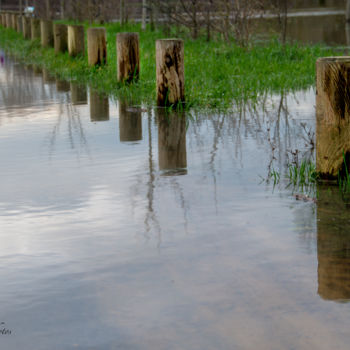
[0,50,350,348]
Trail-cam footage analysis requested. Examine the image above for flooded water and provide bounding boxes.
[1,51,350,350]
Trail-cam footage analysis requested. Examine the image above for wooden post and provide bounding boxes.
[157,109,187,172]
[116,32,140,83]
[316,57,350,178]
[16,15,23,33]
[6,13,11,28]
[70,83,87,105]
[67,25,85,57]
[40,20,54,47]
[156,39,185,107]
[90,91,109,121]
[22,16,31,39]
[87,27,107,66]
[31,18,41,40]
[119,101,142,141]
[54,23,68,54]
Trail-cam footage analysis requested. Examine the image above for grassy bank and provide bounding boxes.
[0,21,338,109]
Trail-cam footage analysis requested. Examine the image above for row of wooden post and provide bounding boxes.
[0,11,185,107]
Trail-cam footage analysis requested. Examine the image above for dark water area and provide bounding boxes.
[1,49,350,349]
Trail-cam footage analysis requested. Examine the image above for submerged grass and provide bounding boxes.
[0,22,338,109]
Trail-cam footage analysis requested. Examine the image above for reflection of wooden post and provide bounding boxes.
[67,25,85,57]
[22,17,31,39]
[42,69,55,84]
[156,39,185,107]
[316,57,350,178]
[54,23,68,54]
[317,186,350,301]
[70,83,87,105]
[157,109,187,172]
[347,0,350,23]
[56,79,70,92]
[40,20,54,47]
[1,14,5,27]
[11,14,17,30]
[119,101,142,141]
[117,33,140,83]
[5,13,11,28]
[90,91,109,121]
[16,15,23,33]
[33,65,42,74]
[31,18,41,39]
[87,27,107,66]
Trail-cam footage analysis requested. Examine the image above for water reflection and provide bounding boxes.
[56,79,70,92]
[42,69,55,84]
[317,187,350,301]
[157,109,187,174]
[119,101,142,142]
[90,90,109,122]
[70,83,87,105]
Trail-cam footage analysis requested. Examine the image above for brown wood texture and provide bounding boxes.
[22,16,31,39]
[316,57,350,178]
[40,20,54,48]
[54,23,68,54]
[68,25,85,57]
[31,18,41,40]
[87,27,107,66]
[117,33,140,83]
[156,39,185,107]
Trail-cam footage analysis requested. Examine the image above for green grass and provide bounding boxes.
[0,21,339,109]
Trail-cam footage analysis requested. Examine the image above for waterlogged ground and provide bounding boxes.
[1,56,350,350]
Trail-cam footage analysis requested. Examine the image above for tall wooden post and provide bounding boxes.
[31,18,41,39]
[40,20,54,47]
[16,15,23,33]
[116,33,139,83]
[87,27,107,66]
[22,16,31,39]
[54,23,68,54]
[316,57,350,178]
[67,25,85,56]
[156,39,185,107]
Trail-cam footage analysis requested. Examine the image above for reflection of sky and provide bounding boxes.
[1,58,350,350]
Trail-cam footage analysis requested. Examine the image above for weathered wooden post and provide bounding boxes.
[22,16,31,39]
[40,20,54,47]
[6,13,11,28]
[31,18,41,40]
[70,83,87,105]
[156,39,185,107]
[116,33,140,83]
[67,25,85,56]
[316,57,350,178]
[87,27,107,66]
[16,15,23,33]
[90,91,109,121]
[119,101,142,142]
[54,23,68,54]
[157,109,187,172]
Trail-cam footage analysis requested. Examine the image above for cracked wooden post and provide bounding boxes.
[87,27,107,66]
[54,23,68,54]
[16,15,23,33]
[40,20,54,47]
[68,25,85,57]
[22,16,31,39]
[316,57,350,178]
[117,33,140,83]
[31,18,41,40]
[156,39,185,107]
